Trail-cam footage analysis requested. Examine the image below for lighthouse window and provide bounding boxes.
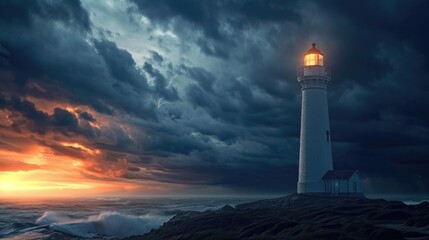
[304,54,317,66]
[304,54,323,66]
[326,130,330,142]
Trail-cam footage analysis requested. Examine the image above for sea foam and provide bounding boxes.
[36,211,171,238]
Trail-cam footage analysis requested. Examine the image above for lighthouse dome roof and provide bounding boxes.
[305,43,324,56]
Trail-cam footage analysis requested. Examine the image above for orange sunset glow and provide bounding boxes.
[0,143,162,198]
[0,94,173,198]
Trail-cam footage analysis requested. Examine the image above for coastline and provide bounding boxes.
[127,194,429,240]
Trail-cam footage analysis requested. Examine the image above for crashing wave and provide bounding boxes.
[36,211,171,238]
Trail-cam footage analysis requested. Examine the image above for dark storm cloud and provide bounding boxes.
[0,0,90,31]
[0,94,90,137]
[51,108,78,127]
[149,50,164,63]
[184,66,216,92]
[79,111,96,122]
[124,158,296,192]
[298,1,429,194]
[319,0,429,61]
[127,0,429,194]
[1,0,429,194]
[130,0,301,38]
[0,1,145,154]
[0,95,48,134]
[0,3,159,120]
[93,40,148,92]
[143,62,179,101]
[131,0,302,59]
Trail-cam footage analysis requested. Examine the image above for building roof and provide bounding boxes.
[305,43,324,56]
[322,170,357,180]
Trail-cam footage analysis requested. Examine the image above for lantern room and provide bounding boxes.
[304,43,324,66]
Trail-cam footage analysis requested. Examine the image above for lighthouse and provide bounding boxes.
[297,43,333,194]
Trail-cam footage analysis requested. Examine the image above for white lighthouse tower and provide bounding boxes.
[297,43,333,194]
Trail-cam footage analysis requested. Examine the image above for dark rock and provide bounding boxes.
[417,201,429,208]
[221,205,234,211]
[402,231,428,238]
[125,194,428,240]
[370,228,404,240]
[370,211,412,221]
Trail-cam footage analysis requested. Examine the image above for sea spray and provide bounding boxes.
[36,211,172,238]
[1,197,251,239]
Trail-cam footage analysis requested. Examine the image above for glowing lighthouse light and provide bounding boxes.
[297,43,333,194]
[304,43,324,66]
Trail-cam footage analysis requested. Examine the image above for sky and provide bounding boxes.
[0,0,428,198]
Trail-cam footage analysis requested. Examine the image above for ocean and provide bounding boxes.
[0,197,258,240]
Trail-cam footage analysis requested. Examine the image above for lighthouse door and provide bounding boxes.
[334,181,339,196]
